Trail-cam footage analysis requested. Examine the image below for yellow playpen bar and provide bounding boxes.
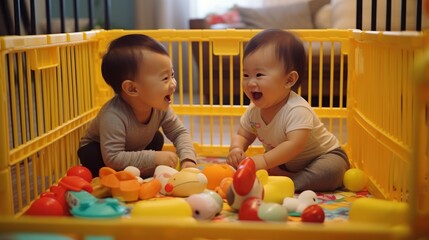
[0,29,427,239]
[347,30,429,238]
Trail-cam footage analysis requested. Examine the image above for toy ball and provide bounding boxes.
[26,196,66,216]
[67,166,93,183]
[201,163,235,190]
[343,168,369,192]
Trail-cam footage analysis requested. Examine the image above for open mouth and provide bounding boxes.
[164,95,172,103]
[252,92,263,100]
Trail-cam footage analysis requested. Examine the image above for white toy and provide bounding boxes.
[226,157,264,211]
[282,190,318,213]
[153,165,179,195]
[185,190,223,220]
[124,166,144,183]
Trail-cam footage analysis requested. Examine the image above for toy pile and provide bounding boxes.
[25,157,372,223]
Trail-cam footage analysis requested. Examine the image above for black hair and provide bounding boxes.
[243,29,306,89]
[101,34,169,94]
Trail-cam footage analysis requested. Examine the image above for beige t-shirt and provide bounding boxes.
[80,95,196,171]
[241,91,339,172]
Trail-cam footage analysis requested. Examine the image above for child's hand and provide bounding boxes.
[154,151,179,168]
[227,147,246,168]
[180,159,197,169]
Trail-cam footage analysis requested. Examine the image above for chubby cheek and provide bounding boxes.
[149,83,168,96]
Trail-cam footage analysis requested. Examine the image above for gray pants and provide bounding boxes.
[268,147,350,192]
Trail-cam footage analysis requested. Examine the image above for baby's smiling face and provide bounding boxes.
[242,44,292,112]
[133,50,177,111]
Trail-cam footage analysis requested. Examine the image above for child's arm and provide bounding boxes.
[161,109,197,167]
[252,129,311,170]
[227,125,256,168]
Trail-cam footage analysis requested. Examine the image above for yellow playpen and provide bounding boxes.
[0,29,428,239]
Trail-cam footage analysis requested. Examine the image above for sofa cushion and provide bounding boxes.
[235,1,314,29]
[331,0,429,30]
[314,4,332,29]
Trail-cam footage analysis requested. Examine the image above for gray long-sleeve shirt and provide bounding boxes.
[79,95,196,171]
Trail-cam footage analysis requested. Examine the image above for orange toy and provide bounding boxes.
[99,167,161,202]
[139,179,162,200]
[201,163,235,190]
[214,177,233,199]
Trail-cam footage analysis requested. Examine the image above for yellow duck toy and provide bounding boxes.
[256,169,294,204]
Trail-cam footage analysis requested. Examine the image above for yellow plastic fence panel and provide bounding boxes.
[0,31,112,216]
[411,35,429,238]
[0,29,427,240]
[348,30,426,200]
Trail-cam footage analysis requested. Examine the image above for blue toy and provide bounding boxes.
[66,191,128,218]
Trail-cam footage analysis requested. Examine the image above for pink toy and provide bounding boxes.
[164,168,208,197]
[226,157,264,211]
[238,197,288,222]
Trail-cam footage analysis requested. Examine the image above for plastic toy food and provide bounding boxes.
[185,190,224,220]
[283,190,318,214]
[238,197,288,221]
[67,166,93,183]
[343,168,369,192]
[164,167,208,197]
[256,169,294,204]
[300,204,325,223]
[201,163,235,190]
[227,157,264,211]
